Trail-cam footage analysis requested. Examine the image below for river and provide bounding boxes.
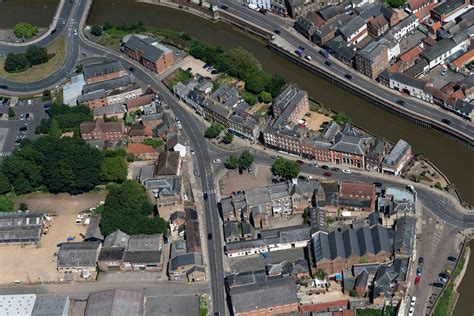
[0,0,59,28]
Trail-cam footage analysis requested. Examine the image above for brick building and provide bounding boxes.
[83,60,127,85]
[80,119,125,141]
[337,181,376,212]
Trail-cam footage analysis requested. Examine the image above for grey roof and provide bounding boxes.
[86,289,145,316]
[340,16,366,38]
[242,222,252,236]
[343,228,361,257]
[77,89,107,103]
[127,234,161,252]
[393,216,416,254]
[229,277,298,314]
[331,133,371,155]
[226,269,267,288]
[83,60,123,80]
[83,75,133,94]
[389,72,427,91]
[366,139,385,161]
[312,231,332,261]
[221,197,235,215]
[355,269,369,288]
[224,221,241,240]
[169,252,203,271]
[383,139,410,166]
[325,36,356,62]
[290,178,318,196]
[170,240,187,258]
[144,176,182,196]
[154,151,180,176]
[420,38,457,62]
[291,259,310,276]
[328,230,346,259]
[0,211,44,243]
[93,103,127,117]
[270,182,290,200]
[32,295,69,316]
[433,0,467,16]
[357,39,387,62]
[266,261,291,276]
[84,214,104,241]
[57,241,100,268]
[371,224,391,254]
[392,15,418,33]
[353,262,381,276]
[357,226,376,256]
[98,247,126,261]
[272,84,307,123]
[124,35,171,63]
[393,257,409,282]
[123,250,161,264]
[103,229,130,248]
[245,187,271,206]
[295,16,315,33]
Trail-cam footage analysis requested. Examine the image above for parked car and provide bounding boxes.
[331,167,341,172]
[207,233,213,240]
[342,169,352,174]
[128,67,135,72]
[438,277,448,284]
[410,296,416,307]
[51,29,57,35]
[373,182,383,187]
[296,160,304,165]
[441,68,448,76]
[323,171,332,177]
[418,257,424,265]
[416,267,422,276]
[211,70,218,74]
[213,159,221,164]
[186,67,192,72]
[271,156,277,159]
[415,277,421,285]
[439,272,449,279]
[432,282,444,288]
[408,307,415,316]
[190,148,195,155]
[193,170,199,177]
[321,165,329,170]
[447,256,457,262]
[203,63,210,69]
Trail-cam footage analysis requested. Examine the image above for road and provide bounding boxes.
[218,0,474,143]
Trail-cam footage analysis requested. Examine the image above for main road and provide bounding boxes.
[218,0,474,144]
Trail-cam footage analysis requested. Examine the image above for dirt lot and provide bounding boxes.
[0,192,105,285]
[218,164,272,196]
[305,111,332,132]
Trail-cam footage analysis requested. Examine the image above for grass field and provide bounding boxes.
[0,35,66,83]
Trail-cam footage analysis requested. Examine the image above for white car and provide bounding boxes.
[408,306,415,316]
[213,159,221,164]
[410,296,416,306]
[342,169,352,174]
[190,148,195,155]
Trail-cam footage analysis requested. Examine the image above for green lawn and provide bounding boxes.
[164,68,193,88]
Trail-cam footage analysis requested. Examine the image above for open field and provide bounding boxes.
[0,35,65,83]
[0,192,105,285]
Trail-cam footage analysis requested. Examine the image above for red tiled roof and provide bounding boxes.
[451,89,466,100]
[340,181,375,198]
[452,49,474,68]
[400,46,423,62]
[126,93,154,110]
[127,143,156,155]
[430,21,442,32]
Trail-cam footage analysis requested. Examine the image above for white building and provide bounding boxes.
[421,36,470,70]
[62,73,85,106]
[0,294,36,316]
[245,0,271,10]
[392,15,419,41]
[388,73,431,102]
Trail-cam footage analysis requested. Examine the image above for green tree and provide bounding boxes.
[271,158,300,179]
[204,122,222,139]
[0,195,14,211]
[4,53,30,72]
[42,90,52,101]
[75,64,83,73]
[180,32,192,41]
[386,0,406,7]
[302,208,310,224]
[315,269,327,280]
[332,112,350,125]
[265,74,286,97]
[434,181,443,190]
[91,25,103,36]
[143,139,164,149]
[259,91,273,103]
[245,70,270,94]
[19,202,28,211]
[349,289,358,297]
[100,156,128,184]
[238,150,253,171]
[359,256,369,264]
[225,156,239,169]
[13,22,38,39]
[25,46,49,65]
[222,131,234,144]
[49,119,61,138]
[0,172,11,195]
[241,91,258,106]
[7,107,15,119]
[226,47,261,79]
[102,22,113,31]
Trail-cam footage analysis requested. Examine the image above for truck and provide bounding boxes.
[295,48,304,57]
[319,49,329,58]
[248,3,259,11]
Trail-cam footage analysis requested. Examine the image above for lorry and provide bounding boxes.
[248,3,259,11]
[319,49,329,58]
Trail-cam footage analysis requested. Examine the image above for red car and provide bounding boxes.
[415,277,421,285]
[323,171,332,177]
[296,160,305,165]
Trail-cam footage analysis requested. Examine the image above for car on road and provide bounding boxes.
[274,29,281,34]
[305,55,312,61]
[408,307,415,316]
[323,171,332,177]
[321,165,329,169]
[193,170,199,177]
[50,29,57,35]
[415,277,421,285]
[418,257,424,265]
[0,85,8,90]
[344,74,352,80]
[19,126,28,132]
[342,169,351,174]
[207,233,213,240]
[220,4,228,10]
[128,67,135,72]
[190,148,195,155]
[416,266,422,276]
[410,296,416,306]
[432,282,444,288]
[296,160,304,165]
[324,61,332,67]
[20,114,25,120]
[311,163,318,168]
[447,256,457,262]
[396,100,406,106]
[203,192,208,200]
[441,118,451,125]
[271,155,277,159]
[331,167,341,172]
[213,159,221,164]
[298,46,305,51]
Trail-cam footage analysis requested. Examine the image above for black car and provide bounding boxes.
[396,100,406,106]
[211,70,218,74]
[207,233,213,240]
[331,167,341,172]
[321,165,329,169]
[324,61,332,67]
[447,256,457,262]
[19,126,28,132]
[274,29,281,34]
[0,85,8,90]
[441,119,451,125]
[418,256,424,265]
[203,63,210,69]
[186,67,192,72]
[220,4,228,10]
[344,74,352,80]
[203,192,209,200]
[50,29,57,35]
[432,282,444,288]
[373,182,383,187]
[128,67,135,72]
[439,272,449,279]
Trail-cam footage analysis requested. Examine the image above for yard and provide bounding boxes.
[0,192,105,285]
[304,111,332,132]
[218,164,273,197]
[164,68,193,89]
[0,35,66,83]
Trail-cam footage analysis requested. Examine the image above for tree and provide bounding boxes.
[315,269,327,280]
[332,112,350,125]
[91,25,103,36]
[75,64,83,73]
[265,74,286,97]
[359,256,369,264]
[386,0,406,7]
[0,195,14,211]
[245,70,270,94]
[222,131,234,144]
[302,208,310,224]
[259,91,273,103]
[4,53,30,72]
[8,107,15,119]
[25,46,49,65]
[102,22,113,31]
[100,156,128,184]
[13,22,38,39]
[349,289,358,297]
[204,122,222,139]
[271,158,300,179]
[238,150,253,171]
[434,181,443,190]
[42,90,52,102]
[19,202,28,211]
[241,91,258,106]
[49,119,61,138]
[0,172,11,195]
[225,156,239,169]
[226,47,261,79]
[180,32,192,41]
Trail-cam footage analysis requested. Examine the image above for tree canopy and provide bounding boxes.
[385,0,406,7]
[99,150,128,184]
[4,46,51,73]
[91,25,103,36]
[99,181,168,236]
[222,131,234,144]
[332,112,350,125]
[13,22,38,39]
[271,158,300,179]
[204,122,223,139]
[36,103,93,135]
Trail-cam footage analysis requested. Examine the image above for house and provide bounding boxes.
[32,295,70,316]
[386,72,431,102]
[269,182,292,216]
[381,139,411,176]
[365,139,387,172]
[123,234,163,271]
[367,15,389,37]
[272,84,309,125]
[144,176,182,207]
[229,277,299,315]
[309,206,328,234]
[338,182,376,212]
[379,186,415,215]
[82,75,134,99]
[431,0,470,21]
[57,241,101,273]
[84,214,104,242]
[325,36,356,66]
[77,89,108,108]
[85,289,145,316]
[122,34,175,75]
[126,93,155,112]
[128,122,153,141]
[97,246,126,272]
[63,73,85,106]
[185,208,201,254]
[330,127,372,169]
[168,252,205,282]
[169,211,186,234]
[224,221,242,243]
[154,151,181,176]
[83,60,127,85]
[392,15,419,40]
[246,0,271,10]
[355,40,389,79]
[294,16,317,40]
[250,203,270,229]
[80,119,125,141]
[339,16,368,45]
[166,134,187,158]
[420,38,466,70]
[289,178,318,211]
[0,211,44,244]
[225,224,311,257]
[221,196,237,222]
[93,103,127,119]
[127,143,158,160]
[271,0,289,17]
[393,216,416,257]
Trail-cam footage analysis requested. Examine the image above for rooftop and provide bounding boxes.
[383,139,410,166]
[85,289,145,316]
[57,241,100,268]
[32,295,69,316]
[0,211,44,243]
[123,35,172,63]
[0,294,36,315]
[83,60,124,80]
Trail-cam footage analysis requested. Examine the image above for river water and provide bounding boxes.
[0,0,59,28]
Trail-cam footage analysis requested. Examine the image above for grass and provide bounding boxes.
[309,100,322,112]
[143,138,164,149]
[199,294,208,316]
[433,244,470,316]
[356,308,383,316]
[0,35,66,83]
[164,68,193,88]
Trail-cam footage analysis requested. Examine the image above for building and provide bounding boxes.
[93,103,127,119]
[126,93,155,112]
[0,294,36,315]
[57,241,101,273]
[392,15,419,40]
[355,40,389,79]
[97,230,129,272]
[63,73,85,106]
[0,211,44,244]
[386,72,431,102]
[168,252,205,282]
[123,234,163,271]
[330,131,372,169]
[127,143,158,160]
[420,38,466,70]
[144,176,182,207]
[80,119,125,141]
[339,16,368,45]
[185,208,202,254]
[122,34,174,75]
[272,84,309,125]
[393,216,416,256]
[224,221,242,243]
[338,182,376,212]
[166,134,187,158]
[271,0,289,17]
[225,225,311,257]
[154,151,181,176]
[82,76,134,102]
[245,0,271,10]
[106,85,142,106]
[381,139,411,176]
[294,16,317,40]
[32,295,70,316]
[85,289,145,316]
[229,277,299,315]
[77,89,108,108]
[83,60,127,85]
[84,214,104,242]
[367,15,389,37]
[431,0,470,21]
